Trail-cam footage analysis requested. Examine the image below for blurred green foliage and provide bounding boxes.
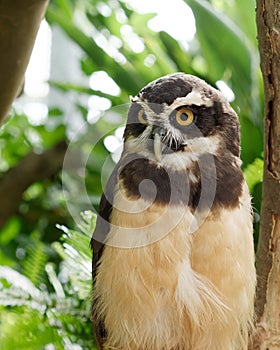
[0,211,95,349]
[0,0,263,348]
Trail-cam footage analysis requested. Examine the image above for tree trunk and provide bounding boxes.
[251,0,280,348]
[0,0,49,122]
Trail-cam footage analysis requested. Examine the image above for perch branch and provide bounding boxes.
[0,0,49,122]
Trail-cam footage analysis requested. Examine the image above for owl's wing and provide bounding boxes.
[91,164,119,277]
[91,164,119,348]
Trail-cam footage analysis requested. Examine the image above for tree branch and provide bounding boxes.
[0,141,67,228]
[0,0,49,122]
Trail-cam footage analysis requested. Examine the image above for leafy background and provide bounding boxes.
[0,0,263,348]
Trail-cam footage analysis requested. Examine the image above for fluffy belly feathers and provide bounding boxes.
[93,188,256,350]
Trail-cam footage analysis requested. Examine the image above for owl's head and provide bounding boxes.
[123,73,240,166]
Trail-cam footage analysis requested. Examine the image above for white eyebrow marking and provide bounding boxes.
[171,90,214,108]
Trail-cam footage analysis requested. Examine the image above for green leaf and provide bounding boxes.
[50,80,122,105]
[49,107,63,117]
[46,6,144,94]
[240,117,263,167]
[159,31,194,73]
[46,6,107,66]
[0,308,63,350]
[0,217,20,245]
[184,0,257,116]
[55,0,74,20]
[185,0,251,76]
[243,158,264,192]
[217,0,257,47]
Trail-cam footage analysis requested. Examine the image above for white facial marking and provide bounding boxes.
[171,90,213,108]
[124,135,221,171]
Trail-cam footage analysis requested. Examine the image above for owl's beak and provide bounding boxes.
[153,127,165,162]
[154,132,162,162]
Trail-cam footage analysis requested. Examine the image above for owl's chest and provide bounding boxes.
[118,156,201,208]
[94,186,255,349]
[94,206,193,348]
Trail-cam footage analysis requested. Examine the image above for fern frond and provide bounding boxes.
[22,239,49,287]
[0,266,41,297]
[0,211,98,349]
[0,266,47,312]
[55,211,95,298]
[0,266,94,348]
[78,210,97,236]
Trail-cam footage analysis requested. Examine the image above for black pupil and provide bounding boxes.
[180,112,189,121]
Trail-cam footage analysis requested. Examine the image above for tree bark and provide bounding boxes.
[0,0,49,122]
[251,0,280,348]
[0,141,67,229]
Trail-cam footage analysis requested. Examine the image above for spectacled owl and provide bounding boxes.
[91,73,256,350]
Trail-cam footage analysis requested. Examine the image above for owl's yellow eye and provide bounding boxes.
[138,109,148,125]
[175,108,194,126]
